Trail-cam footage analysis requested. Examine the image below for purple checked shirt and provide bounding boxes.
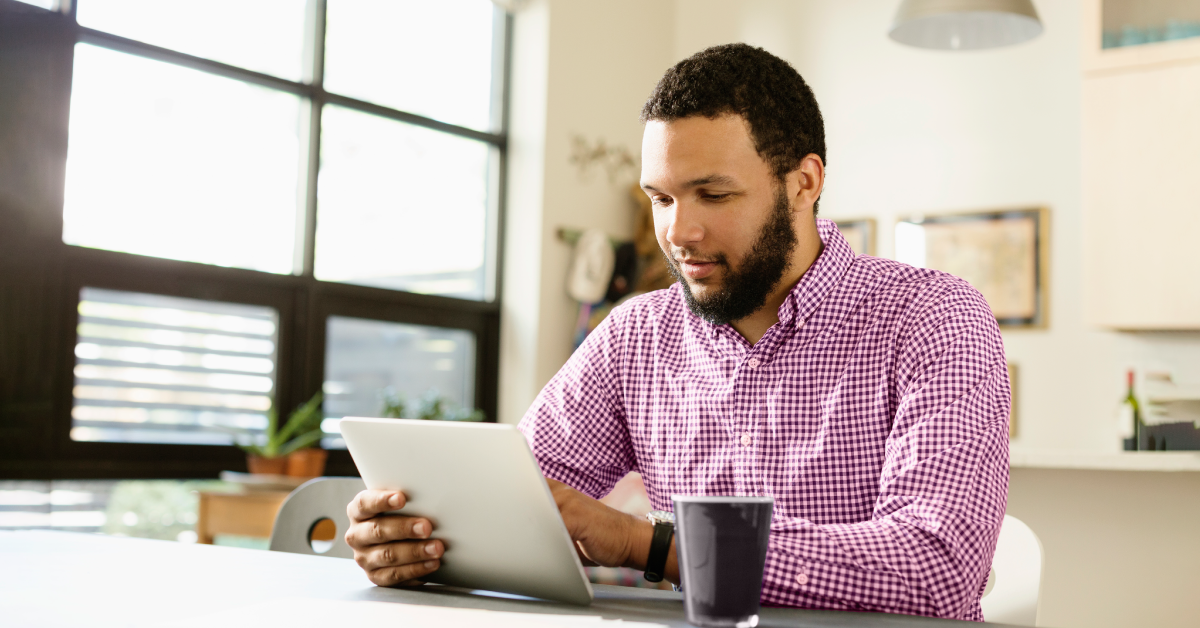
[518,219,1010,621]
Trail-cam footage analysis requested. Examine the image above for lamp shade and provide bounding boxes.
[889,0,1043,50]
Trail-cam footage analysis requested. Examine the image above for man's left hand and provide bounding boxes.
[546,478,644,569]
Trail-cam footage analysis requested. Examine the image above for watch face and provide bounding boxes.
[647,510,675,525]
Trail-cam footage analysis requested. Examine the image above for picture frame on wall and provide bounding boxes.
[833,218,877,256]
[894,207,1049,328]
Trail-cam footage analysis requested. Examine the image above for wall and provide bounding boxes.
[1007,468,1200,628]
[498,0,675,425]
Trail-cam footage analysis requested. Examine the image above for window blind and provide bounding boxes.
[71,288,278,446]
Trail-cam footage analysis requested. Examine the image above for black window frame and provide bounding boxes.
[0,0,511,479]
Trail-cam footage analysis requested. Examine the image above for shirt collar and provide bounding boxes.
[695,218,856,339]
[775,218,856,329]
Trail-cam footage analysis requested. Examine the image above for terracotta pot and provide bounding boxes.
[246,454,287,475]
[286,447,328,478]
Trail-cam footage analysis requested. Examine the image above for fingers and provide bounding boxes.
[358,539,444,587]
[344,489,445,588]
[367,558,442,587]
[356,538,444,571]
[344,513,432,550]
[347,489,406,522]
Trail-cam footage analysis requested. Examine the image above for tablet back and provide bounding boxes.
[340,417,594,605]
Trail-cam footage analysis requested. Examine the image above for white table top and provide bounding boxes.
[0,530,990,627]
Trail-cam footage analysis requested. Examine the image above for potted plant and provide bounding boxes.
[239,392,327,477]
[381,388,485,422]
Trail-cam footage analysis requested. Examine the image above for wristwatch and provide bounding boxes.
[644,510,675,583]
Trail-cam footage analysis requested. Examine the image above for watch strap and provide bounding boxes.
[643,518,674,583]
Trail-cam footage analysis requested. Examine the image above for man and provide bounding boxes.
[345,44,1009,622]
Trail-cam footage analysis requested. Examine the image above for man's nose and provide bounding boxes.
[664,201,704,249]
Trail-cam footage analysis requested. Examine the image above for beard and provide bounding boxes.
[665,185,798,325]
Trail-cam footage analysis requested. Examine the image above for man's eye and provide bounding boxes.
[652,197,673,207]
[702,193,731,202]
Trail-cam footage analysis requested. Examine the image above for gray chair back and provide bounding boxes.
[268,477,366,559]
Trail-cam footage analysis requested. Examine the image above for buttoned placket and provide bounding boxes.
[737,316,813,496]
[731,325,784,495]
[727,335,753,495]
[739,352,760,468]
[720,308,812,496]
[714,325,752,493]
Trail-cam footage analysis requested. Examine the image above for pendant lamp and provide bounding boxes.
[889,0,1043,50]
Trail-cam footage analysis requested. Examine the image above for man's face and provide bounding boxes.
[640,114,798,324]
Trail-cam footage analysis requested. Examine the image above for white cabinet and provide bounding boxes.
[1082,0,1200,329]
[1082,0,1200,73]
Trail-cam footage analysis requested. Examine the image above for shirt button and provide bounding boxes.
[796,573,809,586]
[740,433,752,446]
[747,357,760,369]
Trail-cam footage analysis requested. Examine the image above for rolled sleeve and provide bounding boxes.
[518,307,636,499]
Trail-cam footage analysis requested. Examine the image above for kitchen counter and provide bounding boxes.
[1009,449,1200,471]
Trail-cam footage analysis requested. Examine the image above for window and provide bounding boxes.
[0,481,116,532]
[63,44,303,274]
[11,0,61,10]
[62,0,505,294]
[322,316,477,448]
[324,0,498,132]
[314,106,495,299]
[75,0,309,80]
[0,479,225,545]
[71,288,278,446]
[0,0,508,477]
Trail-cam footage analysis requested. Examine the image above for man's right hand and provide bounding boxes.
[345,489,444,587]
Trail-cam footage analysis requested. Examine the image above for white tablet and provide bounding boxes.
[339,417,594,605]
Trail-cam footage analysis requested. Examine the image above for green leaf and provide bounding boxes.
[380,388,406,419]
[378,388,485,423]
[279,429,325,457]
[277,392,324,444]
[237,442,265,457]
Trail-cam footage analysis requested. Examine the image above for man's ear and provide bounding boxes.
[789,154,825,214]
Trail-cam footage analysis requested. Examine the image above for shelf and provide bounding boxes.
[1083,0,1200,74]
[1010,450,1200,472]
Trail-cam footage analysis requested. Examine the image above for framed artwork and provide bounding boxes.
[833,218,877,256]
[895,207,1049,328]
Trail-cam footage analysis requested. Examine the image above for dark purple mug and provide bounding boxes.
[672,495,774,628]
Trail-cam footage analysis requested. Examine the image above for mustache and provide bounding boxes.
[669,249,728,266]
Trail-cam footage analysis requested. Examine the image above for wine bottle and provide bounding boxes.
[1118,370,1143,451]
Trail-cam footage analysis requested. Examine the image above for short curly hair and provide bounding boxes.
[641,43,826,192]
